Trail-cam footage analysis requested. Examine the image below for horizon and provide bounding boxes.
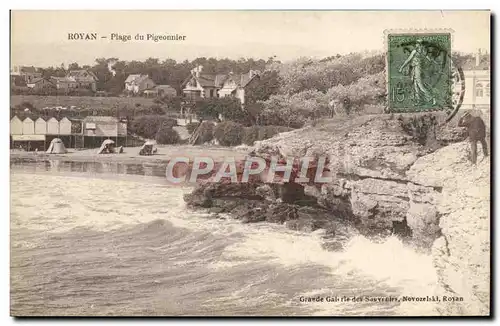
[11,10,490,67]
[10,48,491,70]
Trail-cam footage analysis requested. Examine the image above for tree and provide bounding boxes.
[259,90,330,128]
[326,72,386,114]
[193,97,250,124]
[68,62,80,70]
[91,58,115,91]
[244,70,280,105]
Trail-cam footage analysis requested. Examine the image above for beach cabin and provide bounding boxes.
[35,117,47,135]
[59,117,72,135]
[82,116,127,148]
[47,117,59,135]
[10,116,23,135]
[22,117,34,135]
[10,116,46,151]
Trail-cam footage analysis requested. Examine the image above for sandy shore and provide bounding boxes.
[10,144,251,164]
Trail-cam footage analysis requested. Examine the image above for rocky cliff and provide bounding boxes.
[253,114,467,246]
[184,114,489,315]
[409,142,490,316]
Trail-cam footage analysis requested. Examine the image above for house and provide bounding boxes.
[182,65,260,104]
[143,85,178,97]
[26,77,56,90]
[182,65,226,100]
[124,74,156,94]
[218,70,260,104]
[50,76,78,90]
[66,69,98,91]
[11,66,42,83]
[460,49,490,123]
[11,75,27,88]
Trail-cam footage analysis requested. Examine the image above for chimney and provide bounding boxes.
[476,49,482,67]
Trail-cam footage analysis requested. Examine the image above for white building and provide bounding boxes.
[462,69,490,110]
[124,74,156,94]
[35,117,47,135]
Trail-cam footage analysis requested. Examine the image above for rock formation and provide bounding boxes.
[409,142,490,315]
[184,113,489,315]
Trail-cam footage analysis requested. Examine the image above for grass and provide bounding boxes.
[11,95,156,109]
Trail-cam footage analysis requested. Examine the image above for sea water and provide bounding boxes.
[10,160,440,316]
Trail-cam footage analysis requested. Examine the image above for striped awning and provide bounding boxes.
[11,134,46,141]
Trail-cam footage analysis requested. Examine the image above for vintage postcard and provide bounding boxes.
[10,10,491,317]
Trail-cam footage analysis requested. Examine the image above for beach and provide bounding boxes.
[10,144,250,164]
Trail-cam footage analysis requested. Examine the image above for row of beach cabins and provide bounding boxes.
[10,115,128,152]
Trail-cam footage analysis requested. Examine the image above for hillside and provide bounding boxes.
[10,95,156,110]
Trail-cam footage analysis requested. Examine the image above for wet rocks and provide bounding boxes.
[184,181,339,233]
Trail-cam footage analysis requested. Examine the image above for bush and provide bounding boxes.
[242,125,260,145]
[156,127,180,144]
[196,121,215,144]
[214,121,244,146]
[129,115,177,139]
[186,122,200,134]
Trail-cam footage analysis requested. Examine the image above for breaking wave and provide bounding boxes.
[11,167,439,316]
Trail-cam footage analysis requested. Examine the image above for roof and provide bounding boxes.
[67,69,98,81]
[20,66,39,74]
[125,74,151,84]
[155,84,176,90]
[29,77,54,85]
[196,74,227,88]
[184,70,260,90]
[125,74,141,83]
[83,116,119,123]
[223,71,260,88]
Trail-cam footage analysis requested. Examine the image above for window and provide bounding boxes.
[486,83,490,97]
[476,83,484,97]
[210,89,214,97]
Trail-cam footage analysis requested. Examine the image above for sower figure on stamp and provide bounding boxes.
[398,39,437,106]
[457,112,488,164]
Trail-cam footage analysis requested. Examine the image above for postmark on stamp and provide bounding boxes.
[386,31,453,113]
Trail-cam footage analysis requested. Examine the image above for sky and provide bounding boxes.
[10,10,491,67]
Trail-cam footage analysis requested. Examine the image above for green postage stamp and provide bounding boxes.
[386,30,453,112]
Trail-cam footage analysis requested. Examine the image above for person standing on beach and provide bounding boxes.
[398,39,437,106]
